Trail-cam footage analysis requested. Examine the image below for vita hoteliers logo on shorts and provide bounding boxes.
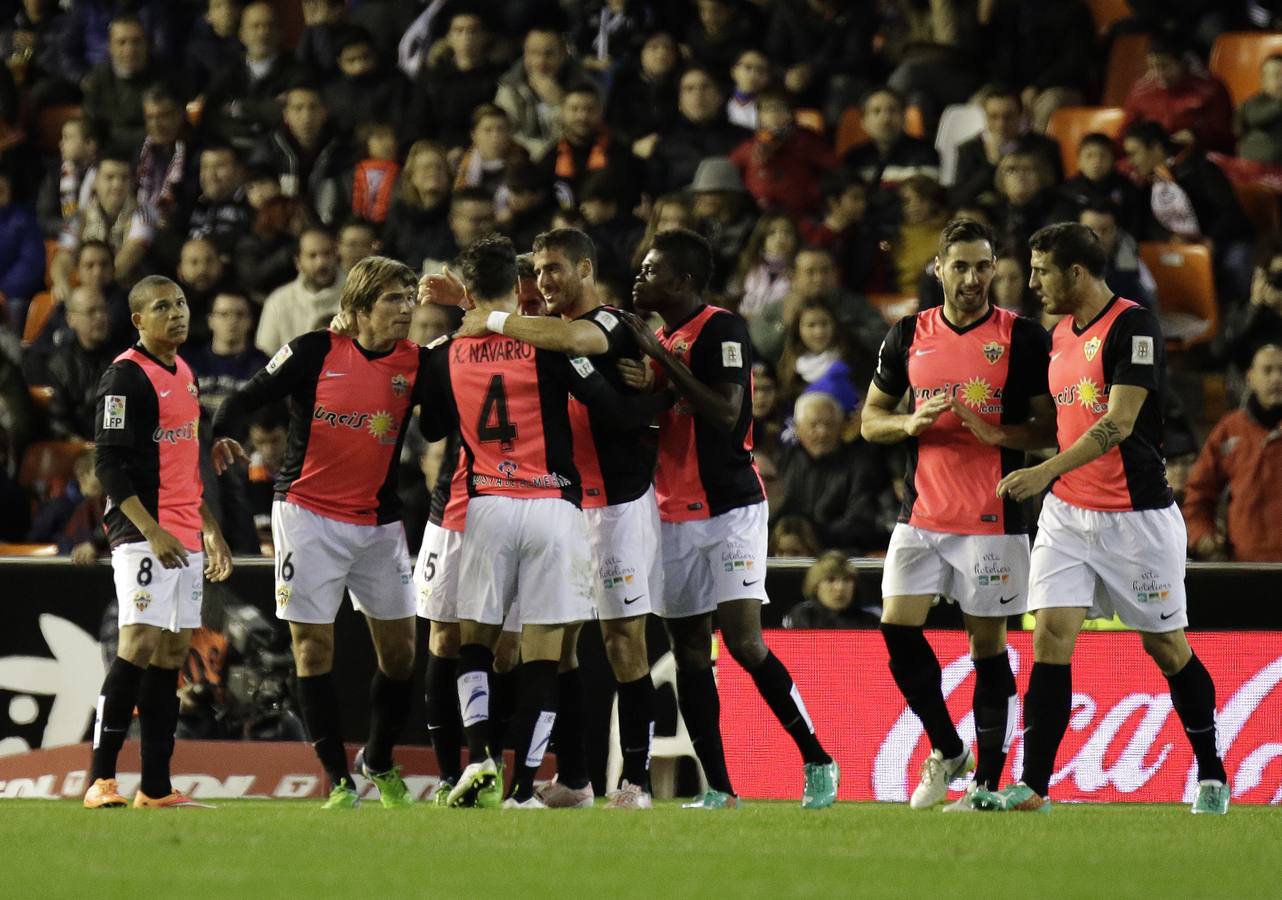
[1134,570,1172,603]
[973,552,1011,586]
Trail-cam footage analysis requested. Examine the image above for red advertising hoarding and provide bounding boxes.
[718,631,1282,804]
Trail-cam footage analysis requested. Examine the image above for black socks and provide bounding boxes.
[1166,653,1228,784]
[552,668,590,790]
[1020,662,1072,797]
[456,643,495,762]
[365,670,413,774]
[137,665,180,798]
[425,652,462,781]
[90,656,146,783]
[747,651,831,766]
[676,666,734,795]
[617,673,655,790]
[298,672,353,790]
[510,660,558,802]
[971,650,1018,791]
[882,624,964,760]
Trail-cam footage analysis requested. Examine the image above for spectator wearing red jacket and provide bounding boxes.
[730,89,837,221]
[1121,31,1234,153]
[1184,343,1282,562]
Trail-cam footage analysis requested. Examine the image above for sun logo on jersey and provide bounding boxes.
[390,374,409,397]
[982,341,1004,364]
[959,378,992,408]
[367,411,397,443]
[1084,336,1102,361]
[1077,377,1107,413]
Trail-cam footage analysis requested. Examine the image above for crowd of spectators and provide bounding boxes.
[1,0,1281,567]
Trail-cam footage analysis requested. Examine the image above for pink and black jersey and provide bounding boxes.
[419,331,671,508]
[427,432,468,533]
[873,305,1050,534]
[95,345,204,551]
[567,305,658,509]
[213,330,433,525]
[652,305,764,522]
[1049,296,1173,511]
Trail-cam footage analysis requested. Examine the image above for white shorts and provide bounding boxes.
[112,542,203,632]
[881,524,1030,616]
[1028,494,1188,633]
[585,487,663,620]
[271,500,416,624]
[655,502,770,619]
[414,522,519,632]
[458,496,596,627]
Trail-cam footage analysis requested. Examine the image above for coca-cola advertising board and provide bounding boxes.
[718,631,1282,804]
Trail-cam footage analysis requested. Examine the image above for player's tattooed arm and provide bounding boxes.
[996,385,1148,501]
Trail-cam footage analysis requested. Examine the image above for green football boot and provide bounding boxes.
[971,782,1052,813]
[1191,780,1230,815]
[355,747,413,809]
[802,761,840,809]
[321,781,360,810]
[681,790,740,809]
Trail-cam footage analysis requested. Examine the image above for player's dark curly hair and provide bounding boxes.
[456,233,517,301]
[1028,222,1108,278]
[651,228,714,293]
[937,218,994,258]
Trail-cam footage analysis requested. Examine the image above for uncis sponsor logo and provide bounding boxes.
[913,382,1005,414]
[152,419,197,444]
[313,405,370,430]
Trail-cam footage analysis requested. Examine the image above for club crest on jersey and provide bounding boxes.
[132,589,152,612]
[390,373,409,397]
[497,459,518,478]
[982,341,1004,364]
[1083,336,1102,362]
[275,586,291,608]
[186,381,199,398]
[672,338,690,357]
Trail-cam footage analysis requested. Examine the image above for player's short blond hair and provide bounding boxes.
[339,255,416,316]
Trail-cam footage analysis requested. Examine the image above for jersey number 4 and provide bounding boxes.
[477,374,517,452]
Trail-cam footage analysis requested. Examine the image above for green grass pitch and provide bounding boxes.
[3,800,1275,899]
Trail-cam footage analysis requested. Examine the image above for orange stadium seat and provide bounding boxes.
[19,439,90,502]
[834,106,867,158]
[44,238,57,288]
[1229,178,1282,237]
[794,108,825,134]
[1086,0,1132,37]
[904,105,925,139]
[1046,106,1126,177]
[1138,241,1218,348]
[28,385,54,410]
[0,543,58,557]
[1103,33,1150,107]
[1209,31,1282,107]
[32,104,81,155]
[22,291,56,347]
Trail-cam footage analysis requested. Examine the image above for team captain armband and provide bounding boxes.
[721,341,743,367]
[1132,335,1154,365]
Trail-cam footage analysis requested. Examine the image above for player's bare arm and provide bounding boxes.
[997,384,1148,501]
[951,394,1057,451]
[860,384,950,443]
[117,495,189,569]
[199,501,233,582]
[457,306,609,356]
[618,310,741,431]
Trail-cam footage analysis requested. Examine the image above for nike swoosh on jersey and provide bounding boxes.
[324,371,347,377]
[999,595,1018,604]
[1160,611,1177,620]
[742,579,759,587]
[914,349,937,356]
[159,390,171,397]
[623,595,643,605]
